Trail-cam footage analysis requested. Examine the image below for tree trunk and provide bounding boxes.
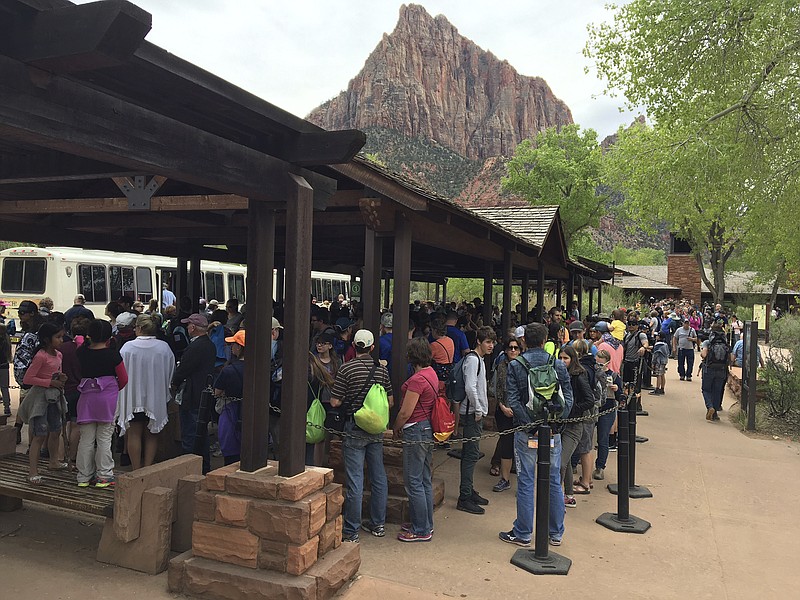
[770,259,786,309]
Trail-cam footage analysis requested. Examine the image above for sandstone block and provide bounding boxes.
[433,477,445,506]
[258,539,287,572]
[248,498,310,544]
[323,483,344,521]
[215,494,250,527]
[172,474,205,552]
[306,541,361,600]
[167,550,192,592]
[225,468,279,500]
[205,462,240,491]
[97,487,174,574]
[277,469,325,502]
[286,536,319,576]
[333,515,342,549]
[307,492,327,537]
[192,521,259,568]
[382,445,403,467]
[318,518,336,557]
[113,454,201,543]
[181,555,317,600]
[194,490,216,522]
[305,465,334,486]
[0,425,16,457]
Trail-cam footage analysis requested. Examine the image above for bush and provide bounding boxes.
[763,316,800,417]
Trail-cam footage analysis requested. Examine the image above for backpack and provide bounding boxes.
[425,379,455,442]
[514,354,566,421]
[450,351,480,405]
[706,335,730,366]
[170,323,190,358]
[431,339,455,384]
[353,362,389,434]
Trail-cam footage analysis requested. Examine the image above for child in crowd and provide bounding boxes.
[650,332,669,396]
[608,308,627,342]
[594,349,623,480]
[19,323,68,484]
[76,320,128,488]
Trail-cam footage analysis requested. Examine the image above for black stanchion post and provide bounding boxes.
[609,402,653,499]
[597,406,651,533]
[511,422,571,575]
[636,357,649,417]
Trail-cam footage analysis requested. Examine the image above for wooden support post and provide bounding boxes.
[535,267,546,323]
[177,257,188,307]
[189,256,201,313]
[567,271,575,311]
[483,263,494,326]
[384,275,391,310]
[435,283,440,303]
[280,174,314,477]
[521,272,530,323]
[391,214,412,404]
[588,287,594,318]
[275,269,285,305]
[240,201,274,473]
[502,251,513,332]
[577,275,584,320]
[363,228,383,360]
[556,279,562,310]
[442,279,448,306]
[597,284,603,315]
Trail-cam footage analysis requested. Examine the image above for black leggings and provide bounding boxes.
[494,404,515,460]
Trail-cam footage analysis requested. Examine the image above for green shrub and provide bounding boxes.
[763,316,800,417]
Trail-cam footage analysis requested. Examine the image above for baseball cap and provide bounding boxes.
[381,312,393,328]
[208,299,219,307]
[569,321,584,332]
[592,321,609,333]
[669,312,678,319]
[17,300,38,314]
[272,317,283,330]
[335,317,353,332]
[225,330,246,347]
[353,329,374,349]
[514,325,526,338]
[74,294,85,304]
[116,312,137,327]
[315,332,335,345]
[181,313,209,328]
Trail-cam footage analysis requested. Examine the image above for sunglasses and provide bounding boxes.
[506,345,520,351]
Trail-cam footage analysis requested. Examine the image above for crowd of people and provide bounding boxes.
[1,288,741,548]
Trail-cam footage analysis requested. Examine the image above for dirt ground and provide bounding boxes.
[2,360,799,599]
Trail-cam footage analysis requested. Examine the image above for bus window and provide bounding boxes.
[110,266,135,301]
[227,274,245,303]
[1,257,46,294]
[136,267,153,302]
[79,264,107,303]
[205,272,224,302]
[332,279,341,299]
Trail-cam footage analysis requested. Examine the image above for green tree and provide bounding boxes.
[502,124,607,247]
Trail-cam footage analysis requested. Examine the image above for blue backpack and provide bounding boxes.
[450,351,480,405]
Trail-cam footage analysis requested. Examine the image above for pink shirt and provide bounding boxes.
[596,341,623,376]
[23,350,62,388]
[400,366,439,425]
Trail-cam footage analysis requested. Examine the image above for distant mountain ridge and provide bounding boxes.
[307,4,573,162]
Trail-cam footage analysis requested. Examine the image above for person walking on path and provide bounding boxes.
[673,319,698,382]
[499,323,573,548]
[700,320,734,421]
[456,326,496,515]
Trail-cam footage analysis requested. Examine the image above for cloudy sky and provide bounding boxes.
[93,0,639,139]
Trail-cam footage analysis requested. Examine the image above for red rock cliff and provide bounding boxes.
[307,4,573,161]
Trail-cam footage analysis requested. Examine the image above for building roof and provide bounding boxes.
[468,206,559,248]
[614,265,800,296]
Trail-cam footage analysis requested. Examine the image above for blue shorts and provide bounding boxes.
[31,403,62,437]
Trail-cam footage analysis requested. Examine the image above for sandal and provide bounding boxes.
[47,462,70,471]
[489,465,500,477]
[573,481,591,494]
[28,475,43,485]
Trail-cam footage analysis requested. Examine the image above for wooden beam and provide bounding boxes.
[362,228,383,359]
[332,162,429,212]
[0,0,151,73]
[483,263,494,325]
[0,147,138,184]
[280,130,366,166]
[407,212,504,263]
[280,173,314,477]
[0,54,289,200]
[0,195,248,214]
[240,201,274,472]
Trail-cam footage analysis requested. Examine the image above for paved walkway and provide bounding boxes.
[1,362,798,599]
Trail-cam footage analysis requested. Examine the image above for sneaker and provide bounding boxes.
[397,530,432,542]
[657,389,665,395]
[679,376,685,381]
[401,523,434,534]
[342,533,360,543]
[686,377,692,382]
[471,490,489,506]
[456,499,485,515]
[361,522,385,537]
[499,531,530,547]
[592,468,604,481]
[706,407,715,421]
[712,411,720,421]
[77,481,91,488]
[564,495,576,508]
[492,478,511,493]
[609,444,618,452]
[648,389,659,395]
[549,537,562,547]
[3,406,10,416]
[94,477,115,489]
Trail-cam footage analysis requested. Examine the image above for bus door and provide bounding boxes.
[157,268,177,307]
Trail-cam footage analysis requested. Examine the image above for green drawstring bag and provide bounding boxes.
[306,383,326,444]
[354,382,389,434]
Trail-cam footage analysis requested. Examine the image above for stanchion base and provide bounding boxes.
[607,484,653,498]
[635,435,649,443]
[596,512,651,534]
[510,549,572,575]
[636,410,649,417]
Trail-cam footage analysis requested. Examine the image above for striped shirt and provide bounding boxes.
[331,355,393,416]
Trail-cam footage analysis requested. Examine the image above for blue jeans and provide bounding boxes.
[512,430,565,542]
[701,367,727,411]
[596,401,616,470]
[180,407,210,474]
[342,421,387,536]
[459,414,483,500]
[677,348,695,378]
[402,420,434,536]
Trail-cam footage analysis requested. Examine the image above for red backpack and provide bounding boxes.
[426,379,455,442]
